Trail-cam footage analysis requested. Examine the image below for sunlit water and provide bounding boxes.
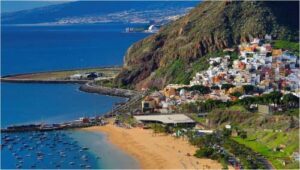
[1,23,147,168]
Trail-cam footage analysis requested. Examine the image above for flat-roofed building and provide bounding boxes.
[258,104,273,114]
[134,114,196,127]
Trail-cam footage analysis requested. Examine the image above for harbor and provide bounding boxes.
[1,115,108,133]
[1,130,100,169]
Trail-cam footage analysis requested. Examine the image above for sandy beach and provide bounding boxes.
[84,123,231,169]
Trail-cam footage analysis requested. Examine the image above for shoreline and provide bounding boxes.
[83,123,231,169]
[1,68,229,169]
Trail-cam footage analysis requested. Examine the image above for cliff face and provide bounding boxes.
[115,1,299,90]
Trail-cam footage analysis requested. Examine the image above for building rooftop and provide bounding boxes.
[134,114,195,124]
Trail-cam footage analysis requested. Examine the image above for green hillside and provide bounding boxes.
[115,1,299,89]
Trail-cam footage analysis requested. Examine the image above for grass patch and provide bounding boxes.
[232,129,299,169]
[273,40,299,55]
[227,105,248,112]
[189,113,206,123]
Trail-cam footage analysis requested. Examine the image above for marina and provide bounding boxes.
[1,131,99,169]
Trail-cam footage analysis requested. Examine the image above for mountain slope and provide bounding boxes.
[115,1,299,90]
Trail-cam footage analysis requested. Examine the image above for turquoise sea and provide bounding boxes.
[1,23,148,169]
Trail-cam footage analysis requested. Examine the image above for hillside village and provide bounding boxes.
[140,37,299,114]
[120,37,299,169]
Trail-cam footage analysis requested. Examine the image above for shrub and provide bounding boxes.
[194,147,214,158]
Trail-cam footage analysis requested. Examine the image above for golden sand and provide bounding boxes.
[84,123,232,169]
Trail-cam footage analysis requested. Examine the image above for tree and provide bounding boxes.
[211,85,220,90]
[221,84,235,91]
[261,91,282,105]
[189,85,211,95]
[222,128,232,137]
[180,102,198,113]
[238,97,255,108]
[282,93,299,108]
[268,91,282,106]
[194,148,214,158]
[239,130,247,139]
[230,92,242,98]
[242,85,256,94]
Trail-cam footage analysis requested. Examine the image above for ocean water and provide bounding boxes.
[1,23,148,169]
[1,130,139,169]
[1,23,148,75]
[1,83,125,127]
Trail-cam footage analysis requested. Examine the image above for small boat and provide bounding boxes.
[69,162,75,165]
[37,151,44,156]
[16,156,23,160]
[82,147,89,150]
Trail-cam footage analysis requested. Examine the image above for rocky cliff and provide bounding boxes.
[115,1,299,90]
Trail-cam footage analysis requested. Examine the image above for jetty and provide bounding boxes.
[1,117,107,133]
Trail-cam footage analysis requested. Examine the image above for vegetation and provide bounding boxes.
[188,113,206,123]
[95,79,116,87]
[191,131,268,169]
[273,40,299,55]
[155,59,191,85]
[179,85,211,94]
[179,102,199,113]
[223,138,267,169]
[116,1,299,89]
[232,129,300,169]
[242,85,256,94]
[116,114,138,126]
[221,84,235,91]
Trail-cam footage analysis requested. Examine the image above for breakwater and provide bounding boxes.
[79,82,140,98]
[1,117,107,133]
